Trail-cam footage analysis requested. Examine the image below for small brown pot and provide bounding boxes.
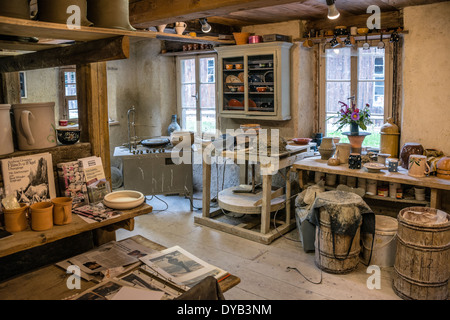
[3,203,29,233]
[30,202,54,231]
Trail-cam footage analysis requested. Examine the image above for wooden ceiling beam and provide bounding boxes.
[129,0,310,28]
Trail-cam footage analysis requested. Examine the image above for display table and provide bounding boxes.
[195,143,313,244]
[293,156,450,209]
[0,235,240,300]
[0,203,153,258]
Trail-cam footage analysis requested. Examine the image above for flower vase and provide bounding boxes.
[350,122,359,135]
[168,115,181,136]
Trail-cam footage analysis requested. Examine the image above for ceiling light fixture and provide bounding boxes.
[199,18,212,33]
[326,0,340,20]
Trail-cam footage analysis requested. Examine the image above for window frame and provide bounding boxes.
[318,40,394,144]
[176,54,218,136]
[59,66,78,123]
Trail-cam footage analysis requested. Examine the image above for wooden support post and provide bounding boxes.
[261,173,272,234]
[430,188,442,209]
[285,167,291,224]
[76,62,111,184]
[0,72,21,104]
[202,152,212,218]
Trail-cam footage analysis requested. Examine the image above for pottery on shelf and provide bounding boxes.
[175,22,187,35]
[436,156,450,180]
[318,137,336,160]
[12,102,57,151]
[380,117,400,158]
[37,0,93,26]
[0,104,14,156]
[335,143,351,164]
[57,128,81,145]
[399,142,424,169]
[87,0,136,31]
[0,0,31,19]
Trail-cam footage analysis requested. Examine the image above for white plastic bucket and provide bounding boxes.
[362,215,398,267]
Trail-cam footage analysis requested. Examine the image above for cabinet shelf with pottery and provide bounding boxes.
[293,156,450,209]
[216,42,292,121]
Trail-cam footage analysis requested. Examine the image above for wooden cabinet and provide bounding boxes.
[216,42,292,121]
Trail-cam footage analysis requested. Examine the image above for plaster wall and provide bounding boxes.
[401,2,450,155]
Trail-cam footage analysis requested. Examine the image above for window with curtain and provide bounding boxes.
[177,55,217,135]
[320,42,392,148]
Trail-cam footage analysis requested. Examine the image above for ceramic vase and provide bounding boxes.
[335,143,351,164]
[175,22,186,35]
[318,137,336,160]
[400,143,424,169]
[0,104,14,156]
[37,0,93,26]
[167,115,181,136]
[87,0,136,31]
[350,122,359,135]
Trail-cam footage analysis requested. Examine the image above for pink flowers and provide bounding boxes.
[328,99,373,131]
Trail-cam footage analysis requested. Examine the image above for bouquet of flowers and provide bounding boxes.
[329,99,373,131]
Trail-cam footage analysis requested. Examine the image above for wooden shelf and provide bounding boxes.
[0,16,234,52]
[160,49,216,56]
[294,30,408,44]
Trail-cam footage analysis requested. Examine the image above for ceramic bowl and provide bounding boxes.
[57,128,80,145]
[364,162,386,173]
[292,138,312,145]
[256,87,267,92]
[235,64,243,70]
[225,64,234,70]
[103,190,145,210]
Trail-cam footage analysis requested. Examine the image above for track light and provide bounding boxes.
[199,18,211,33]
[326,0,340,20]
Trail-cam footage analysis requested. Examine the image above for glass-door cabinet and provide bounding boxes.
[216,42,293,120]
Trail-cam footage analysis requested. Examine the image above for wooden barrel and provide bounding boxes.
[393,207,450,300]
[314,207,362,274]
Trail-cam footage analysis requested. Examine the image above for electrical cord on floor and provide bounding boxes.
[274,192,323,285]
[145,195,169,212]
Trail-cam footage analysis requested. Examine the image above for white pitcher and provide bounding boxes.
[12,102,57,151]
[0,104,14,155]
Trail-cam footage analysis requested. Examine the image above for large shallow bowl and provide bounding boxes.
[103,190,145,210]
[57,128,80,145]
[292,138,312,145]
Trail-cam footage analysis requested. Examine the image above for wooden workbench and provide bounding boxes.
[0,235,240,300]
[195,143,313,244]
[293,156,450,209]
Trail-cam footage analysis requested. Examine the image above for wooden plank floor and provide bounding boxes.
[116,194,402,300]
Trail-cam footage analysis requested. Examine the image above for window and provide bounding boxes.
[177,55,217,135]
[320,42,392,148]
[59,66,78,122]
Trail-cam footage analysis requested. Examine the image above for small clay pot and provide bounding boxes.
[3,203,29,233]
[30,202,54,231]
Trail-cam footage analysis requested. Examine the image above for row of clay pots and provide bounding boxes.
[2,197,72,233]
[0,0,135,31]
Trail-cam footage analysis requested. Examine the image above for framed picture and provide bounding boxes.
[19,71,27,99]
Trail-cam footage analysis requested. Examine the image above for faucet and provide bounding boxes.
[127,106,137,152]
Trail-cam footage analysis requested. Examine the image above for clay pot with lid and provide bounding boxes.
[400,143,424,169]
[380,117,400,158]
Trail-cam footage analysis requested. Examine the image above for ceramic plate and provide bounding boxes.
[364,162,386,173]
[238,72,245,83]
[103,190,145,210]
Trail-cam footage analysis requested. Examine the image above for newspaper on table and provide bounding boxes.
[139,245,229,289]
[56,238,158,281]
[69,279,165,300]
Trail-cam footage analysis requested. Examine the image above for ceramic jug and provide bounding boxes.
[0,0,31,19]
[87,0,136,31]
[12,102,57,151]
[408,154,430,177]
[37,0,93,26]
[400,142,424,169]
[175,22,187,35]
[0,104,14,156]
